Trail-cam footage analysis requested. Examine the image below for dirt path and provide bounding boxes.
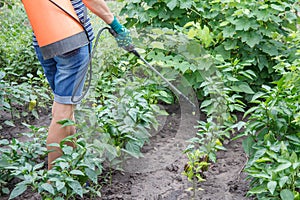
[99,101,253,200]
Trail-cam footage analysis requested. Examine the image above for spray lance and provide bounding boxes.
[107,28,196,108]
[71,25,196,108]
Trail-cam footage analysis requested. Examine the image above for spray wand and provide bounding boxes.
[70,25,196,108]
[108,28,196,108]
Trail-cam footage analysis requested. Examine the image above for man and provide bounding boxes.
[32,0,132,169]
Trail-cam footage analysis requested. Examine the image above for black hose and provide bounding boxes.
[70,27,111,103]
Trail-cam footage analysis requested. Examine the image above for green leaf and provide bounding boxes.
[9,184,27,200]
[102,143,117,161]
[285,135,300,143]
[41,183,55,195]
[270,4,284,11]
[33,162,44,171]
[274,162,292,172]
[57,119,75,127]
[201,99,212,108]
[253,148,267,160]
[222,26,235,38]
[124,116,135,126]
[150,41,165,50]
[290,152,298,163]
[220,21,230,27]
[248,184,267,194]
[58,161,70,170]
[251,92,266,102]
[238,70,256,80]
[223,40,237,50]
[261,43,279,56]
[251,173,271,179]
[279,176,289,188]
[234,18,252,31]
[166,0,177,10]
[231,82,255,94]
[285,12,297,23]
[254,9,270,22]
[56,181,65,191]
[239,31,262,48]
[68,181,83,198]
[280,189,294,200]
[201,25,213,47]
[128,108,138,122]
[242,136,255,156]
[70,170,85,176]
[208,152,217,163]
[124,141,143,158]
[2,187,10,195]
[238,82,255,94]
[180,0,193,9]
[293,162,300,170]
[3,102,10,109]
[62,146,73,155]
[85,168,98,184]
[4,120,15,127]
[267,181,277,195]
[47,143,60,148]
[0,71,5,79]
[0,139,9,145]
[256,157,273,163]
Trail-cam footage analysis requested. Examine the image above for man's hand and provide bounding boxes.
[109,17,134,51]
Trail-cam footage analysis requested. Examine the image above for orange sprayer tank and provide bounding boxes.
[22,0,89,59]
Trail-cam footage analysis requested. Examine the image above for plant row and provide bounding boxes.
[0,1,171,199]
[1,0,300,199]
[120,0,300,198]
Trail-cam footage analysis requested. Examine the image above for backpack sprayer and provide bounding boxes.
[21,0,195,108]
[22,0,89,60]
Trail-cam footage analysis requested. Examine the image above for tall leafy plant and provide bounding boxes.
[0,2,40,81]
[121,0,300,93]
[241,31,300,199]
[0,3,51,128]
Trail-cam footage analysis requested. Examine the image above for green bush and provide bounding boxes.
[76,71,168,165]
[122,0,300,93]
[0,126,48,197]
[0,127,103,200]
[0,3,52,126]
[121,2,300,195]
[242,30,300,199]
[0,2,40,81]
[0,1,173,199]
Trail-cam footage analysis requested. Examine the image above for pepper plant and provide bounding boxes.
[241,32,300,199]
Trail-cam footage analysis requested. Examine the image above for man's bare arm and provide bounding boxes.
[82,0,114,24]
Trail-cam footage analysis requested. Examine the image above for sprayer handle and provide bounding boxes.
[108,27,136,53]
[108,28,140,57]
[108,27,118,37]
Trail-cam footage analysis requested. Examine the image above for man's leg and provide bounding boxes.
[34,45,90,169]
[46,102,76,169]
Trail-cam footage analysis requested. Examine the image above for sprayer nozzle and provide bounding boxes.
[130,49,140,58]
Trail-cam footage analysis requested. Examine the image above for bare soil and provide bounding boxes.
[99,102,252,200]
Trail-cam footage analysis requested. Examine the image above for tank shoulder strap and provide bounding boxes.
[81,6,87,26]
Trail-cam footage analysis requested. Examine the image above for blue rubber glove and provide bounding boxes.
[109,17,134,51]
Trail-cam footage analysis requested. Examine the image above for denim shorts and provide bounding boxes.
[34,44,90,104]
